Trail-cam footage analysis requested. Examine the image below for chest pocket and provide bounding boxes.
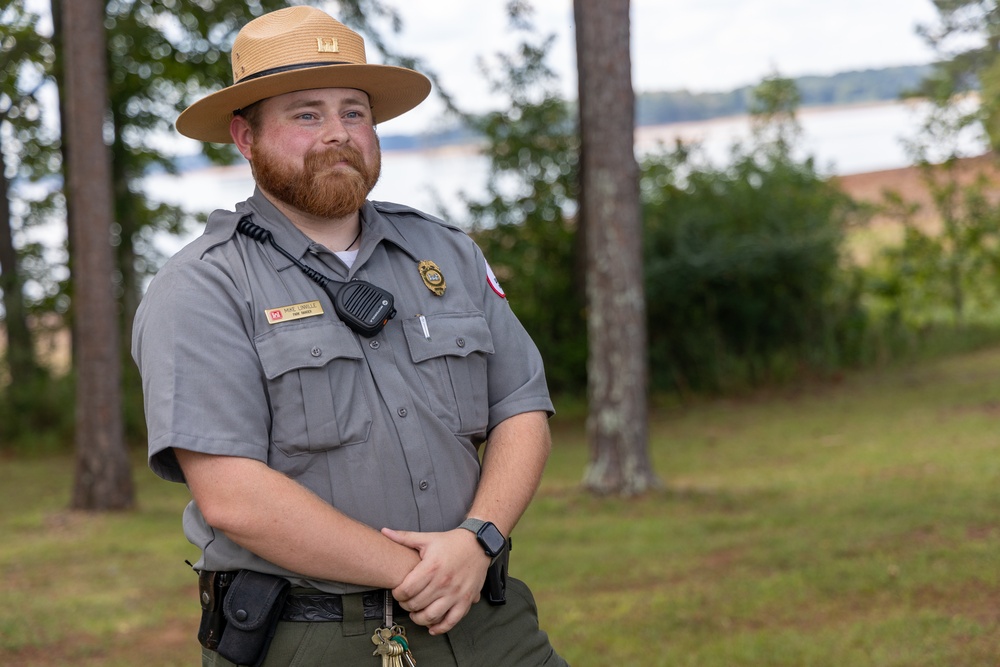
[255,322,372,455]
[403,312,495,437]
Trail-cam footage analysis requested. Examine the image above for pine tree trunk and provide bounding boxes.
[62,0,134,510]
[574,0,661,495]
[0,131,40,386]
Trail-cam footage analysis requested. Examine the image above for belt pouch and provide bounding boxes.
[217,570,291,667]
[198,570,232,650]
[484,539,511,606]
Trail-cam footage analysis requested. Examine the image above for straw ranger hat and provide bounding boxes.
[176,6,432,144]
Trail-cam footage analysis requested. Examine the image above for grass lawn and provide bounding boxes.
[4,345,1000,665]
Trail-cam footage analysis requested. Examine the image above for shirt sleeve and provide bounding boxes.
[474,244,555,431]
[132,253,271,482]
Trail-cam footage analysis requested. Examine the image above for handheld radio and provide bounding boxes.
[236,216,396,337]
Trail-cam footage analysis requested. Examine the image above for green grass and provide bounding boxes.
[5,346,1000,665]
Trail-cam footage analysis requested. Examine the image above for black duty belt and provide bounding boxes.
[281,589,406,623]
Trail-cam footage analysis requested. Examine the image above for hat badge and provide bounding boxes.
[317,37,339,53]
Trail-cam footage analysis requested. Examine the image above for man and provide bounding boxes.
[132,6,567,666]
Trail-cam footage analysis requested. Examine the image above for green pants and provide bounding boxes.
[202,577,567,667]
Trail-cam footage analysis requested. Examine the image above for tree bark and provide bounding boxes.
[0,128,40,387]
[62,0,134,510]
[574,0,661,495]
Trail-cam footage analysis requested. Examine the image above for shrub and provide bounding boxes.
[641,141,870,391]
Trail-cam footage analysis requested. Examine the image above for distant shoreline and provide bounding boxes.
[383,98,925,158]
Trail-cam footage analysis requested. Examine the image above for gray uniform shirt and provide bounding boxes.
[132,191,553,593]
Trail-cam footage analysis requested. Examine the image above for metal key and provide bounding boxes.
[372,627,403,667]
[383,591,415,667]
[391,626,417,667]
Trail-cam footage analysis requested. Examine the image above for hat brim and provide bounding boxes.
[176,63,432,144]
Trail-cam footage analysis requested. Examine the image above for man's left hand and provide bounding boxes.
[380,526,490,635]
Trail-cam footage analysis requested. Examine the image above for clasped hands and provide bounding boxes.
[380,526,491,635]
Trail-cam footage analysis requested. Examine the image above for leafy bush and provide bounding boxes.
[463,20,587,395]
[641,141,870,392]
[0,372,75,454]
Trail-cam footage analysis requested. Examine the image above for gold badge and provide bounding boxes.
[265,300,324,325]
[316,37,339,53]
[418,260,446,297]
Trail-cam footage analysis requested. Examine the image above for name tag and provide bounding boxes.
[265,300,324,324]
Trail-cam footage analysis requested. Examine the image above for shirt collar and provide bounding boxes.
[359,200,421,264]
[230,191,423,272]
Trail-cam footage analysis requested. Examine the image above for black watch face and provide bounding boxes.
[479,523,507,556]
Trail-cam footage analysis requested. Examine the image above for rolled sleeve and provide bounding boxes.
[477,248,555,432]
[133,256,270,482]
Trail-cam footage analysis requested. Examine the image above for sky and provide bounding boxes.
[18,0,946,140]
[370,0,943,134]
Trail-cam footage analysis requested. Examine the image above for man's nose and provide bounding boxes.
[322,116,351,143]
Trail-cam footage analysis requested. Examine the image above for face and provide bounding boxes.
[232,88,382,220]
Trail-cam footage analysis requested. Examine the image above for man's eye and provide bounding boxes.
[297,113,317,121]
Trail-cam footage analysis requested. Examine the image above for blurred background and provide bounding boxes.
[5,1,1000,665]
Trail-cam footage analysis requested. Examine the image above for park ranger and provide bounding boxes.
[132,6,567,667]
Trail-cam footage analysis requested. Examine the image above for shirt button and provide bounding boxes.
[419,480,429,491]
[369,340,380,350]
[310,347,322,357]
[397,408,408,418]
[456,337,466,348]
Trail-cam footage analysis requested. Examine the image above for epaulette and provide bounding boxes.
[371,200,465,233]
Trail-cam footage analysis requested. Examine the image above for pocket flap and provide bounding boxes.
[255,322,362,379]
[403,312,495,363]
[222,570,290,632]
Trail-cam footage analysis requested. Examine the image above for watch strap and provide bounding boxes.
[459,518,486,534]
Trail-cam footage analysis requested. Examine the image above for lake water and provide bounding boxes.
[146,99,987,232]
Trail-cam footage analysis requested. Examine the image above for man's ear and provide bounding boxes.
[230,114,254,159]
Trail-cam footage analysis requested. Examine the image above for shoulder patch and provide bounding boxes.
[485,259,506,299]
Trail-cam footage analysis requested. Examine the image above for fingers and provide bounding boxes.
[381,527,425,550]
[381,527,490,633]
[407,593,478,635]
[391,558,437,606]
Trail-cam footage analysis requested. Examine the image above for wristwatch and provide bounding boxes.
[460,518,507,559]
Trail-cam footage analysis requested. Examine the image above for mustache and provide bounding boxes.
[305,146,366,173]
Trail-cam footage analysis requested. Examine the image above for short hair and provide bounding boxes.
[233,101,264,135]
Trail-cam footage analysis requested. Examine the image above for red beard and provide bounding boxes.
[251,141,381,219]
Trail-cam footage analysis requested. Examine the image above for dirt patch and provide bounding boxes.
[832,152,1000,229]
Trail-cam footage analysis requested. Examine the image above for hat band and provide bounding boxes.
[236,60,352,84]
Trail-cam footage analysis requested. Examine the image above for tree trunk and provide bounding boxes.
[111,131,140,350]
[0,129,40,387]
[62,0,134,510]
[574,0,661,495]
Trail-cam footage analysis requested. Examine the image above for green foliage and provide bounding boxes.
[637,77,872,392]
[1,0,63,392]
[464,6,586,394]
[874,1,1000,328]
[867,163,1000,326]
[641,138,868,392]
[0,372,75,454]
[465,30,879,396]
[0,0,60,181]
[101,0,297,306]
[912,0,1000,152]
[1,0,62,289]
